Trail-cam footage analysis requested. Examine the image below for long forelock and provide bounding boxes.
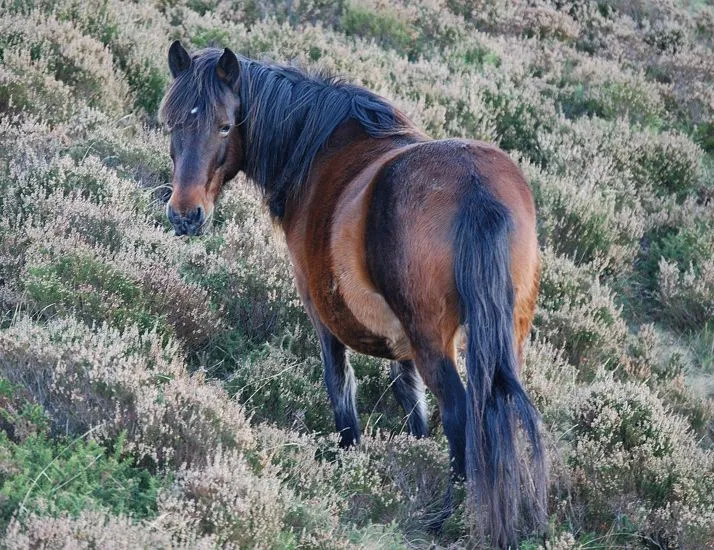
[159,48,231,130]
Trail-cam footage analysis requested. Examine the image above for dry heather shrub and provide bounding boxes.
[157,449,285,549]
[641,211,714,329]
[0,49,76,123]
[0,317,253,469]
[67,114,171,190]
[5,0,174,114]
[179,182,314,365]
[0,12,129,117]
[656,47,714,125]
[534,168,644,272]
[562,0,714,125]
[218,182,301,309]
[538,90,703,207]
[540,531,578,550]
[100,2,173,114]
[336,434,450,530]
[526,121,648,272]
[658,257,714,330]
[3,509,215,549]
[519,2,580,41]
[568,374,714,547]
[1,147,220,345]
[227,344,332,433]
[167,0,340,27]
[479,69,558,159]
[22,225,221,347]
[624,323,684,382]
[536,116,640,190]
[521,336,577,419]
[461,0,579,41]
[554,55,668,124]
[0,115,71,169]
[341,0,467,57]
[245,427,406,548]
[254,426,348,546]
[536,116,614,168]
[630,129,704,198]
[536,248,628,369]
[645,194,713,237]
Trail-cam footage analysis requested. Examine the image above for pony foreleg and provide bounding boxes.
[315,323,360,448]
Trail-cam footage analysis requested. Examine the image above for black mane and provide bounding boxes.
[160,48,411,217]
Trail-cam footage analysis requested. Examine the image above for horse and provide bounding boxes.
[160,41,546,548]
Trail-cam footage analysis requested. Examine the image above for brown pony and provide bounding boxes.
[160,41,546,547]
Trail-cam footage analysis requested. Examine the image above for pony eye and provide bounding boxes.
[219,124,231,136]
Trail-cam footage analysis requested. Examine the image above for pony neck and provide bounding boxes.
[236,59,414,219]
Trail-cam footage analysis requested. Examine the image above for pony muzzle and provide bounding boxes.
[167,202,206,236]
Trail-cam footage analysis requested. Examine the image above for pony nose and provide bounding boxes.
[167,204,205,236]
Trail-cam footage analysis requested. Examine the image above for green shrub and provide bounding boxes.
[657,256,714,331]
[555,59,666,126]
[530,161,645,273]
[25,252,170,334]
[0,50,77,123]
[0,431,161,531]
[336,434,452,531]
[0,379,161,531]
[226,344,333,434]
[341,2,417,56]
[636,219,714,329]
[0,13,129,118]
[482,77,555,161]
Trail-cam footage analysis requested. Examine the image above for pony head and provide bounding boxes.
[160,42,244,235]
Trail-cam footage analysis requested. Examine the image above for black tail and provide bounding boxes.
[453,176,547,548]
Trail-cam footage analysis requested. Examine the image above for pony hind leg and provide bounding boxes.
[413,350,467,479]
[390,360,428,438]
[315,323,360,448]
[411,348,467,531]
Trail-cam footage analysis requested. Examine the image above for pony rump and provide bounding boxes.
[161,47,411,218]
[453,174,547,547]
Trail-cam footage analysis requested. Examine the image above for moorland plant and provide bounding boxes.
[1,0,713,547]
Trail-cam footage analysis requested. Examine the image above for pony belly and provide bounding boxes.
[334,323,409,360]
[333,286,412,360]
[330,214,411,359]
[329,153,413,361]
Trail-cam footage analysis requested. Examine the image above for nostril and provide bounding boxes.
[167,204,180,224]
[191,205,204,224]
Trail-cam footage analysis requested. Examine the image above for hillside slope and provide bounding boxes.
[1,0,713,547]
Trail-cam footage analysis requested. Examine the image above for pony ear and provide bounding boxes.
[168,40,191,78]
[216,48,240,87]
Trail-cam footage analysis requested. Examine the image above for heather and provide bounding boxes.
[1,0,713,547]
